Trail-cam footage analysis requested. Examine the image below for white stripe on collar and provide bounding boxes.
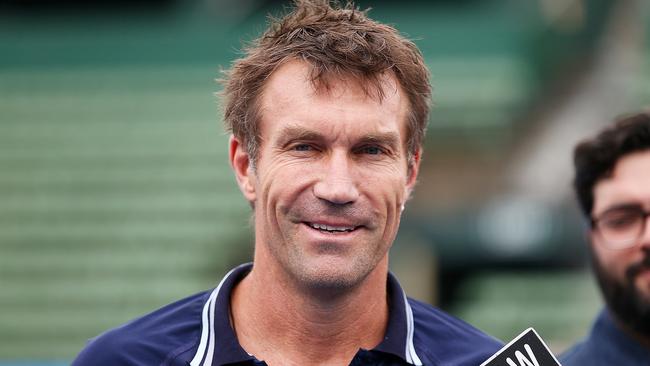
[189,265,241,366]
[402,291,423,365]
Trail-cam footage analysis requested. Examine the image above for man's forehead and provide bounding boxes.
[257,60,409,139]
[592,150,650,213]
[260,60,403,105]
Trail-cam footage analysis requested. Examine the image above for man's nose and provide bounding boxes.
[313,152,359,205]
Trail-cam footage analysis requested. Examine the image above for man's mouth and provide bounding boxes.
[305,222,359,233]
[627,256,650,281]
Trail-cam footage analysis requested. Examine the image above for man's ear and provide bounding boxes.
[229,135,256,203]
[405,148,422,200]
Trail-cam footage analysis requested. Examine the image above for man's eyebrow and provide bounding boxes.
[357,132,401,151]
[597,202,644,216]
[274,125,402,151]
[274,126,324,147]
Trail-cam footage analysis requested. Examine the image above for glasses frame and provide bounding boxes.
[590,205,650,249]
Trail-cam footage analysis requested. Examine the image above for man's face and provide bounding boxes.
[590,150,650,334]
[230,60,419,291]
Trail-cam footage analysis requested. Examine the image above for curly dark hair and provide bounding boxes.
[573,111,650,219]
[221,0,431,167]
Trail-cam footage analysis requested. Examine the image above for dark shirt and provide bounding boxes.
[72,263,502,365]
[560,309,650,366]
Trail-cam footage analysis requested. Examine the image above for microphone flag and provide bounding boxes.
[480,328,561,366]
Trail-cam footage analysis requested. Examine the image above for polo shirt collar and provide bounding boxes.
[189,263,422,366]
[375,272,423,365]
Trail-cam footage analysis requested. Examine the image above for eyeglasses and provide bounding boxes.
[591,204,650,249]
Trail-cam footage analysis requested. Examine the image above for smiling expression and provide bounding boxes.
[230,60,419,291]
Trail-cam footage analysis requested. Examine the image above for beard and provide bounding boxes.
[591,249,650,336]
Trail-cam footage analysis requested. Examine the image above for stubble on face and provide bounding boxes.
[250,61,411,296]
[276,193,389,293]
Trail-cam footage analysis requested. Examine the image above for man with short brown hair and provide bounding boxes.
[72,1,502,365]
[561,112,650,365]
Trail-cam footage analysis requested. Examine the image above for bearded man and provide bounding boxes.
[561,112,650,365]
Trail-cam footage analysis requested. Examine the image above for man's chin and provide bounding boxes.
[288,259,372,294]
[626,298,650,335]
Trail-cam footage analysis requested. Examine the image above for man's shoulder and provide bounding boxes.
[559,340,591,366]
[560,309,650,366]
[408,298,503,365]
[559,334,620,366]
[72,290,210,366]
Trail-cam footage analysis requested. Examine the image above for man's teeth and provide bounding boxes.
[309,223,356,232]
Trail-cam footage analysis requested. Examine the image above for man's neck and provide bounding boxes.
[230,261,390,366]
[609,310,650,349]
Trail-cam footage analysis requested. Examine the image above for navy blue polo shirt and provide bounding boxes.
[72,263,502,365]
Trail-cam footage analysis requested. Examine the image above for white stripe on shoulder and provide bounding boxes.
[189,266,242,366]
[189,287,216,366]
[203,288,219,366]
[402,292,423,366]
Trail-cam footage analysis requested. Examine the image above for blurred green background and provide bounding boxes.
[1,0,648,363]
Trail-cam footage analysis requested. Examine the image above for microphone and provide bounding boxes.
[480,328,562,366]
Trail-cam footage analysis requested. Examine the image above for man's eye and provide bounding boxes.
[361,146,382,155]
[602,212,640,230]
[293,144,312,152]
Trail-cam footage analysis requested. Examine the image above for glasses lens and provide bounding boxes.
[597,207,644,248]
